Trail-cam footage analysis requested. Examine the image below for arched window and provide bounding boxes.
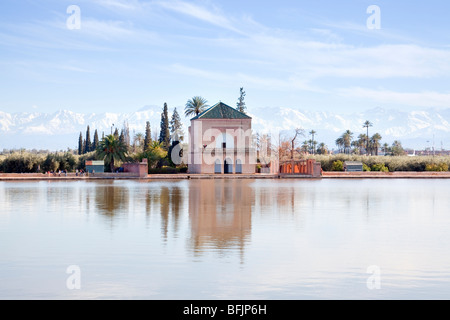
[235,159,242,174]
[214,159,221,174]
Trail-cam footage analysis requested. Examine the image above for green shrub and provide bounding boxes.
[331,160,344,171]
[178,166,188,173]
[1,152,43,173]
[148,166,178,174]
[425,163,449,172]
[371,163,389,172]
[362,163,371,171]
[309,155,450,172]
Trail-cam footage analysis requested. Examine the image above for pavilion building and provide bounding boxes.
[187,102,256,174]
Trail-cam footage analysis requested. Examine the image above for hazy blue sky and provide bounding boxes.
[1,0,450,115]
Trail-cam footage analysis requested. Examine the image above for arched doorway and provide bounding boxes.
[224,158,233,174]
[235,159,242,174]
[214,159,221,174]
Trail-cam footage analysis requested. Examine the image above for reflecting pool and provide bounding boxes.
[0,179,449,299]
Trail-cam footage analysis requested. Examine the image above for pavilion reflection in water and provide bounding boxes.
[188,179,254,258]
[88,179,256,258]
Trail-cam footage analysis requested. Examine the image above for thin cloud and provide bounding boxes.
[94,0,143,10]
[58,65,94,73]
[318,19,421,45]
[155,0,244,34]
[153,1,450,83]
[167,63,322,93]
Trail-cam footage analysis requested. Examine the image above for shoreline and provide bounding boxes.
[321,171,450,179]
[1,171,450,181]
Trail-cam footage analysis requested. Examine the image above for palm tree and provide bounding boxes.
[149,140,164,150]
[351,139,361,155]
[382,142,390,155]
[143,141,168,168]
[307,139,313,154]
[370,133,382,156]
[309,130,317,154]
[363,120,373,154]
[301,140,309,153]
[134,132,144,146]
[335,137,345,154]
[356,134,368,154]
[133,132,144,152]
[317,142,328,155]
[341,130,353,154]
[185,96,209,117]
[97,134,128,172]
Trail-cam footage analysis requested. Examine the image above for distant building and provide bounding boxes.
[343,161,363,172]
[85,160,104,173]
[188,102,256,174]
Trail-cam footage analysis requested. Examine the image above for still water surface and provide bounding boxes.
[0,178,449,299]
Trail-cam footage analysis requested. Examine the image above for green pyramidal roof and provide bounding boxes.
[190,102,251,120]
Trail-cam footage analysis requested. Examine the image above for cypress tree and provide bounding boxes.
[159,102,170,150]
[119,129,125,144]
[170,107,184,142]
[78,132,83,155]
[144,121,151,151]
[93,129,99,151]
[236,87,246,113]
[123,121,130,147]
[84,125,92,153]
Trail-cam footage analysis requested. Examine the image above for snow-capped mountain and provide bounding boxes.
[0,105,449,151]
[249,106,450,150]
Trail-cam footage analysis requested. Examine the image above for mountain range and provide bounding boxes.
[0,105,449,151]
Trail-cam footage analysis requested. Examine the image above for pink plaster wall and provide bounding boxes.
[123,159,148,178]
[188,118,256,174]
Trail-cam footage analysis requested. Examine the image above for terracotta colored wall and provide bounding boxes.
[279,159,322,177]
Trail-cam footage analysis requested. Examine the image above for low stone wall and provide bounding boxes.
[2,171,449,181]
[122,160,148,178]
[322,171,450,178]
[90,172,142,178]
[0,173,47,178]
[0,172,147,180]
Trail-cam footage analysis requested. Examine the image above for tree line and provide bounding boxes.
[74,102,186,172]
[277,120,407,162]
[333,120,405,156]
[1,88,423,174]
[1,87,247,174]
